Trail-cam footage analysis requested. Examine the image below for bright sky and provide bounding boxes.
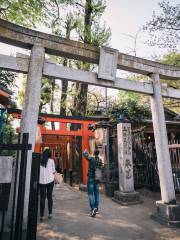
[103,0,179,58]
[0,0,179,100]
[0,0,179,58]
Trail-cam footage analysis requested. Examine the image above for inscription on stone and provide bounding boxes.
[117,123,134,192]
[98,46,118,81]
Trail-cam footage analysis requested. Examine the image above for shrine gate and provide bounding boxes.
[9,109,107,184]
[0,18,180,229]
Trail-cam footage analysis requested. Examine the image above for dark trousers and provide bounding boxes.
[39,181,54,217]
[87,177,99,210]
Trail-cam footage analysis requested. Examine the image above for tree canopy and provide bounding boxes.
[143,0,180,50]
[0,0,44,27]
[0,70,16,89]
[109,91,151,124]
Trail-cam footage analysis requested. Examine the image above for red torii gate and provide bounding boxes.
[8,109,107,184]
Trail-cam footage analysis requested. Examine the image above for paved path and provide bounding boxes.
[37,183,180,240]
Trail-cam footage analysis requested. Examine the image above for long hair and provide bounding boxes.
[41,149,52,168]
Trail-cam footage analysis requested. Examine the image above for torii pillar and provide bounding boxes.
[21,44,45,226]
[5,44,45,237]
[150,73,180,227]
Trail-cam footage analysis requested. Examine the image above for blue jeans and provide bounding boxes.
[87,177,99,210]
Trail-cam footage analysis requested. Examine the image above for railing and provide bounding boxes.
[169,140,180,192]
[108,127,180,193]
[0,132,40,240]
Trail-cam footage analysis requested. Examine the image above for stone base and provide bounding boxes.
[105,182,119,197]
[112,190,142,205]
[79,184,87,192]
[150,201,180,228]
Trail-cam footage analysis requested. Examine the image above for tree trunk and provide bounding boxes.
[60,20,72,115]
[60,59,68,115]
[50,78,55,129]
[72,0,92,116]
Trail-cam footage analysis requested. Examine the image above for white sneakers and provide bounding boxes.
[40,214,52,221]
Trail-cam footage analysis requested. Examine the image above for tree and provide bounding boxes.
[160,52,180,113]
[109,91,151,124]
[43,0,110,116]
[143,0,180,49]
[42,1,80,115]
[1,0,111,117]
[0,70,16,89]
[72,0,111,116]
[0,0,44,27]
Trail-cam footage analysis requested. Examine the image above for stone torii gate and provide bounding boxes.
[0,19,180,228]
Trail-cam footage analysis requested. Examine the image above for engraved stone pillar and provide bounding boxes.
[21,44,45,225]
[117,123,134,192]
[150,73,180,227]
[113,123,141,205]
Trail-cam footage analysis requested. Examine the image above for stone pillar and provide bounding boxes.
[113,123,141,205]
[150,73,180,227]
[117,123,133,192]
[20,45,45,224]
[150,73,175,204]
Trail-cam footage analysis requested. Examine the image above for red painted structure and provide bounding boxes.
[8,109,107,184]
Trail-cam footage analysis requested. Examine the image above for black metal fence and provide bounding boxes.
[169,140,180,191]
[108,126,180,192]
[132,131,159,191]
[0,133,40,240]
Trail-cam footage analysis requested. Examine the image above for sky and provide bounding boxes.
[102,0,179,59]
[0,0,179,101]
[1,0,179,58]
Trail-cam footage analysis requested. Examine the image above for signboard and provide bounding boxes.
[0,156,13,211]
[98,46,118,81]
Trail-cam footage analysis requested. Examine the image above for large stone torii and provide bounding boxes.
[0,19,180,228]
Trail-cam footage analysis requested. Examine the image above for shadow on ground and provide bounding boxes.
[37,184,180,240]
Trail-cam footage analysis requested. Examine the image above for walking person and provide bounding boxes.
[83,149,103,217]
[39,148,56,221]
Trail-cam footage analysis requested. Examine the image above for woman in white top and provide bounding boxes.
[39,149,56,221]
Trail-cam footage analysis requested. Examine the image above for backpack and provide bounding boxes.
[95,168,102,183]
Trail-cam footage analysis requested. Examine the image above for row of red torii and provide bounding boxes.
[0,19,180,226]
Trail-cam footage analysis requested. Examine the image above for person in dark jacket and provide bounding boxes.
[39,149,56,221]
[83,149,102,217]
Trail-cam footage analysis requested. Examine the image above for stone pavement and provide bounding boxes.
[37,183,180,240]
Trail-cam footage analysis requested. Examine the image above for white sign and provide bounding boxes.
[0,156,13,183]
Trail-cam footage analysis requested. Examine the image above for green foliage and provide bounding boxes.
[0,0,44,27]
[42,0,111,116]
[0,113,17,156]
[0,0,111,116]
[160,52,180,113]
[0,70,16,89]
[109,91,151,124]
[18,75,58,112]
[143,0,180,49]
[160,52,180,88]
[40,78,53,111]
